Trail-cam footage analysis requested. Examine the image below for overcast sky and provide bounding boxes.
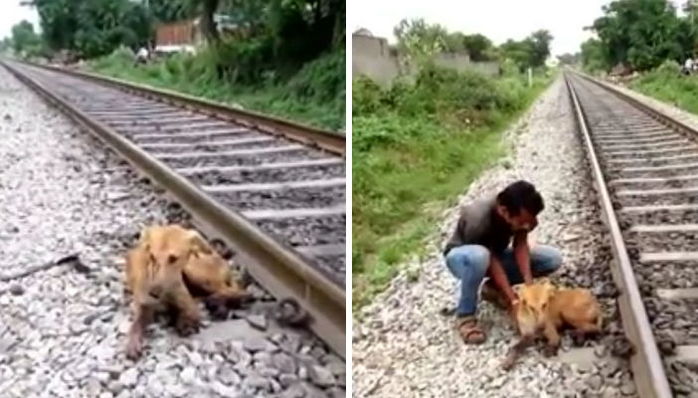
[0,1,39,39]
[352,0,686,56]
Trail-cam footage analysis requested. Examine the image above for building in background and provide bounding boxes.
[154,14,240,54]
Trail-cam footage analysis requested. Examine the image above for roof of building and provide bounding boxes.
[353,28,373,37]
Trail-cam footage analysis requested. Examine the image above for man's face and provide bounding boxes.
[498,206,538,232]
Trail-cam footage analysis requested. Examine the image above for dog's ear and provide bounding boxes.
[187,229,213,255]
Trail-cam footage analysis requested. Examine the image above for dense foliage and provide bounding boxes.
[499,30,553,71]
[630,59,698,115]
[8,20,45,57]
[26,0,152,57]
[581,0,697,72]
[393,18,551,70]
[557,53,581,65]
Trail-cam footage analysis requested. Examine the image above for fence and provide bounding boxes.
[352,32,500,86]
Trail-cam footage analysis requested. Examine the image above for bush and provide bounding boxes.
[287,50,345,103]
[352,76,384,116]
[656,59,681,75]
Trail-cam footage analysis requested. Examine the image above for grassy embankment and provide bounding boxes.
[352,64,554,309]
[630,61,698,114]
[87,47,345,131]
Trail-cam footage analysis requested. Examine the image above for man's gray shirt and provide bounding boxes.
[443,195,514,256]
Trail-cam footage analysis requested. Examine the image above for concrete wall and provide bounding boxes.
[351,34,401,86]
[352,33,500,85]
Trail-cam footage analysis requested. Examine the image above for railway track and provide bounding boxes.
[0,60,346,358]
[566,71,698,397]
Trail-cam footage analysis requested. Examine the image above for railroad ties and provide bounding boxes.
[568,72,698,397]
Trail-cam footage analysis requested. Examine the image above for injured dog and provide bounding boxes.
[502,278,602,370]
[123,224,250,359]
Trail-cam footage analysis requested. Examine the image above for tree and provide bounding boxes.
[580,38,607,71]
[557,52,581,65]
[394,18,448,63]
[528,29,553,67]
[147,0,190,23]
[462,33,494,61]
[497,30,553,70]
[10,20,42,55]
[588,0,693,71]
[23,0,152,58]
[499,38,533,70]
[0,37,13,53]
[186,0,220,42]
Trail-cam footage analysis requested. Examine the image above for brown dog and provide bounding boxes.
[124,224,208,359]
[502,278,602,370]
[124,224,252,359]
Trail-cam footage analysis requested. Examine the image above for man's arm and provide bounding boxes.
[513,232,533,284]
[488,255,517,305]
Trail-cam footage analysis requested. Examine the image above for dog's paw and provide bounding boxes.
[204,297,229,320]
[542,345,558,357]
[126,336,144,360]
[176,315,200,336]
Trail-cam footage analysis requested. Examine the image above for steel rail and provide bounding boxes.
[576,70,698,144]
[564,72,672,398]
[0,59,346,359]
[16,60,345,156]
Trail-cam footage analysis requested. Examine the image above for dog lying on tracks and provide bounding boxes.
[123,224,250,359]
[501,278,602,370]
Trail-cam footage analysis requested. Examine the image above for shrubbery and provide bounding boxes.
[631,60,698,115]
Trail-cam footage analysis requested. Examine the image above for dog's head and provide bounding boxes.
[139,225,212,288]
[514,278,556,335]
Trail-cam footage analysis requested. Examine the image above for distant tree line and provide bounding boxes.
[581,0,698,72]
[3,0,345,80]
[391,18,553,72]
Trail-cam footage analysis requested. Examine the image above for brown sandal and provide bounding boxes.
[455,316,486,344]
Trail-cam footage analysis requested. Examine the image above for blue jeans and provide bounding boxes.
[445,244,562,317]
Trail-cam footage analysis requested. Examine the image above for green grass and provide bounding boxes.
[86,47,345,131]
[352,66,554,309]
[630,60,698,114]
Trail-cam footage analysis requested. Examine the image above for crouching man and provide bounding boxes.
[444,180,562,344]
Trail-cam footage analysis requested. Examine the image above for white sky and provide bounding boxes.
[0,1,39,39]
[351,0,687,56]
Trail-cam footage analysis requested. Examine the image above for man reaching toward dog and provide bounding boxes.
[443,180,562,344]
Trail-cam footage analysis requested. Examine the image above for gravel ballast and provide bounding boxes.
[0,66,345,397]
[352,77,635,397]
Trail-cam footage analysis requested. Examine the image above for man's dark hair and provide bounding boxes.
[496,180,544,216]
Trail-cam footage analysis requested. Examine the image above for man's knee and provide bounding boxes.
[446,245,490,274]
[534,245,562,274]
